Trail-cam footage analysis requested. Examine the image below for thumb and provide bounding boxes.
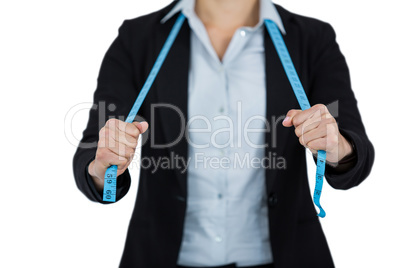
[133,121,149,134]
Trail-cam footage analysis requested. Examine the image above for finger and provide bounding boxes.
[293,105,326,128]
[108,142,135,159]
[299,126,327,147]
[96,148,130,170]
[291,104,329,128]
[115,120,141,138]
[118,121,149,137]
[294,118,320,138]
[100,124,137,150]
[110,154,130,171]
[98,133,135,158]
[101,119,123,148]
[115,122,148,147]
[298,115,337,137]
[283,106,322,128]
[283,109,302,127]
[98,126,117,148]
[105,119,148,138]
[116,129,138,149]
[99,125,121,150]
[306,136,340,164]
[105,118,124,131]
[118,122,148,148]
[306,131,339,153]
[306,137,327,151]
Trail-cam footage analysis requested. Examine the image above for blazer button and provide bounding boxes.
[268,193,278,207]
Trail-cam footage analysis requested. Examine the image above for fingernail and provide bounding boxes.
[283,116,290,123]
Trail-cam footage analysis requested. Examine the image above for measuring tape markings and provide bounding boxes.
[102,13,327,218]
[265,20,326,218]
[102,13,186,202]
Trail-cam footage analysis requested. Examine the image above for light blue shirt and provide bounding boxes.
[162,0,285,266]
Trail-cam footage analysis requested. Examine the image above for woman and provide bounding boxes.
[73,0,374,267]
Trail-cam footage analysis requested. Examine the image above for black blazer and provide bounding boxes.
[73,2,374,267]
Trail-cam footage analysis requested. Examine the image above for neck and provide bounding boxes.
[195,0,260,30]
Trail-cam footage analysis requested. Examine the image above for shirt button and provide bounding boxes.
[268,193,278,208]
[215,236,222,242]
[219,107,225,113]
[218,193,223,199]
[240,30,246,37]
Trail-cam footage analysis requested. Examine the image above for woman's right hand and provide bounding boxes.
[88,118,148,191]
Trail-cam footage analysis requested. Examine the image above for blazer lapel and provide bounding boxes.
[154,16,191,196]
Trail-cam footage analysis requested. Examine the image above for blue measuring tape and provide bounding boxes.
[102,13,186,202]
[265,20,326,218]
[102,13,327,218]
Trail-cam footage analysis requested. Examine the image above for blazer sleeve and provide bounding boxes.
[72,21,139,203]
[308,22,375,190]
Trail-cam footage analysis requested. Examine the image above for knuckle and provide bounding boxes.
[324,116,335,124]
[299,136,304,145]
[327,135,338,147]
[106,118,119,128]
[315,104,328,116]
[126,148,135,158]
[99,127,106,137]
[96,148,108,161]
[306,142,313,150]
[97,136,105,146]
[308,140,318,149]
[131,129,140,139]
[120,158,129,167]
[325,111,334,119]
[127,141,138,150]
[294,127,301,137]
[315,104,327,111]
[326,122,337,133]
[118,121,128,132]
[293,117,301,126]
[124,123,139,137]
[105,119,112,127]
[132,125,141,135]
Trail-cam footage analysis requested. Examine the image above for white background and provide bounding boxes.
[1,0,401,267]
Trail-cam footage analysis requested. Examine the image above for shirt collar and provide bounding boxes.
[160,0,286,34]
